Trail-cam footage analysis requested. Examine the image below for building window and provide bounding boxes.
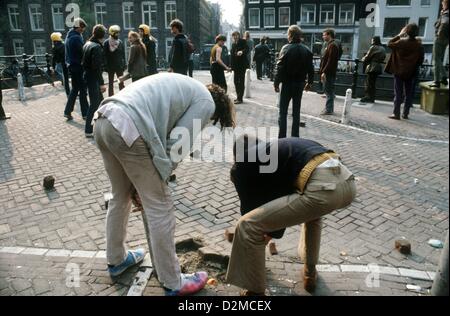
[165,1,177,29]
[386,0,411,6]
[29,4,44,31]
[248,0,260,3]
[33,39,47,63]
[418,17,428,37]
[249,8,260,28]
[122,2,134,30]
[320,4,335,25]
[13,39,24,56]
[339,4,354,25]
[263,8,275,28]
[279,7,290,28]
[95,3,107,25]
[420,0,431,6]
[301,4,316,25]
[52,4,65,31]
[383,18,409,37]
[337,34,353,58]
[8,4,21,31]
[142,2,157,29]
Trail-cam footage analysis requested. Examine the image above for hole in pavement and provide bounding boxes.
[176,238,229,282]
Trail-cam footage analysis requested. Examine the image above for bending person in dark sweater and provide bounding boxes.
[227,135,357,295]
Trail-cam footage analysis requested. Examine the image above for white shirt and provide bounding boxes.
[97,102,140,147]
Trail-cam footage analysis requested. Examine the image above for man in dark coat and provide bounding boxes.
[103,25,126,96]
[254,38,270,80]
[231,31,249,104]
[168,19,189,75]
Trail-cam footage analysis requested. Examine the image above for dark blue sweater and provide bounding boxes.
[65,29,84,69]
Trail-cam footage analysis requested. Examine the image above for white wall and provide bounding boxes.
[374,0,440,45]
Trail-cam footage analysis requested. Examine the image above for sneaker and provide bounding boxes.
[85,133,94,139]
[64,114,73,121]
[165,272,209,296]
[108,249,146,277]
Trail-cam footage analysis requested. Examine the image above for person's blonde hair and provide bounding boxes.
[128,31,147,57]
[288,25,303,43]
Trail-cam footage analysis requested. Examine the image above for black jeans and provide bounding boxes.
[65,66,89,118]
[85,72,103,134]
[256,61,263,79]
[188,60,194,78]
[234,68,246,101]
[108,70,124,97]
[394,75,414,118]
[0,78,5,118]
[211,63,227,92]
[173,67,188,76]
[278,81,305,139]
[364,72,379,101]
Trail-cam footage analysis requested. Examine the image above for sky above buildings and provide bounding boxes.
[208,0,243,26]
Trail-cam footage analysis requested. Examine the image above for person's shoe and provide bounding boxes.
[442,78,448,86]
[108,249,146,277]
[240,290,266,296]
[234,99,243,104]
[402,114,409,120]
[303,267,318,293]
[165,272,209,296]
[360,97,374,103]
[388,114,401,120]
[82,116,87,121]
[85,133,94,139]
[64,114,73,121]
[320,110,334,116]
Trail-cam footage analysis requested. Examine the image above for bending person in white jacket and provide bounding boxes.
[94,73,235,296]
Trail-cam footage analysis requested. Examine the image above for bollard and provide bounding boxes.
[432,231,449,296]
[245,69,252,98]
[341,89,353,124]
[17,73,26,101]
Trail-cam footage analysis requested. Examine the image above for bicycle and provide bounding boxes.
[0,55,54,89]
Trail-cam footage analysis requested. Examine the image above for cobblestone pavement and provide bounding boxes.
[0,71,448,296]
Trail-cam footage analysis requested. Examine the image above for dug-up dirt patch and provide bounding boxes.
[176,237,229,282]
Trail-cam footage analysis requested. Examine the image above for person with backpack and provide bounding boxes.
[103,25,126,97]
[51,32,70,97]
[319,28,342,116]
[139,24,158,76]
[168,19,189,75]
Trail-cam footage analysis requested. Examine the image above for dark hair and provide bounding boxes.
[233,134,261,160]
[372,36,382,46]
[405,23,419,39]
[169,19,184,32]
[207,84,235,130]
[323,28,336,39]
[215,35,227,43]
[91,24,106,41]
[232,31,241,37]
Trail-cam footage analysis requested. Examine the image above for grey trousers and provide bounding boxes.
[95,118,182,291]
[226,164,357,293]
